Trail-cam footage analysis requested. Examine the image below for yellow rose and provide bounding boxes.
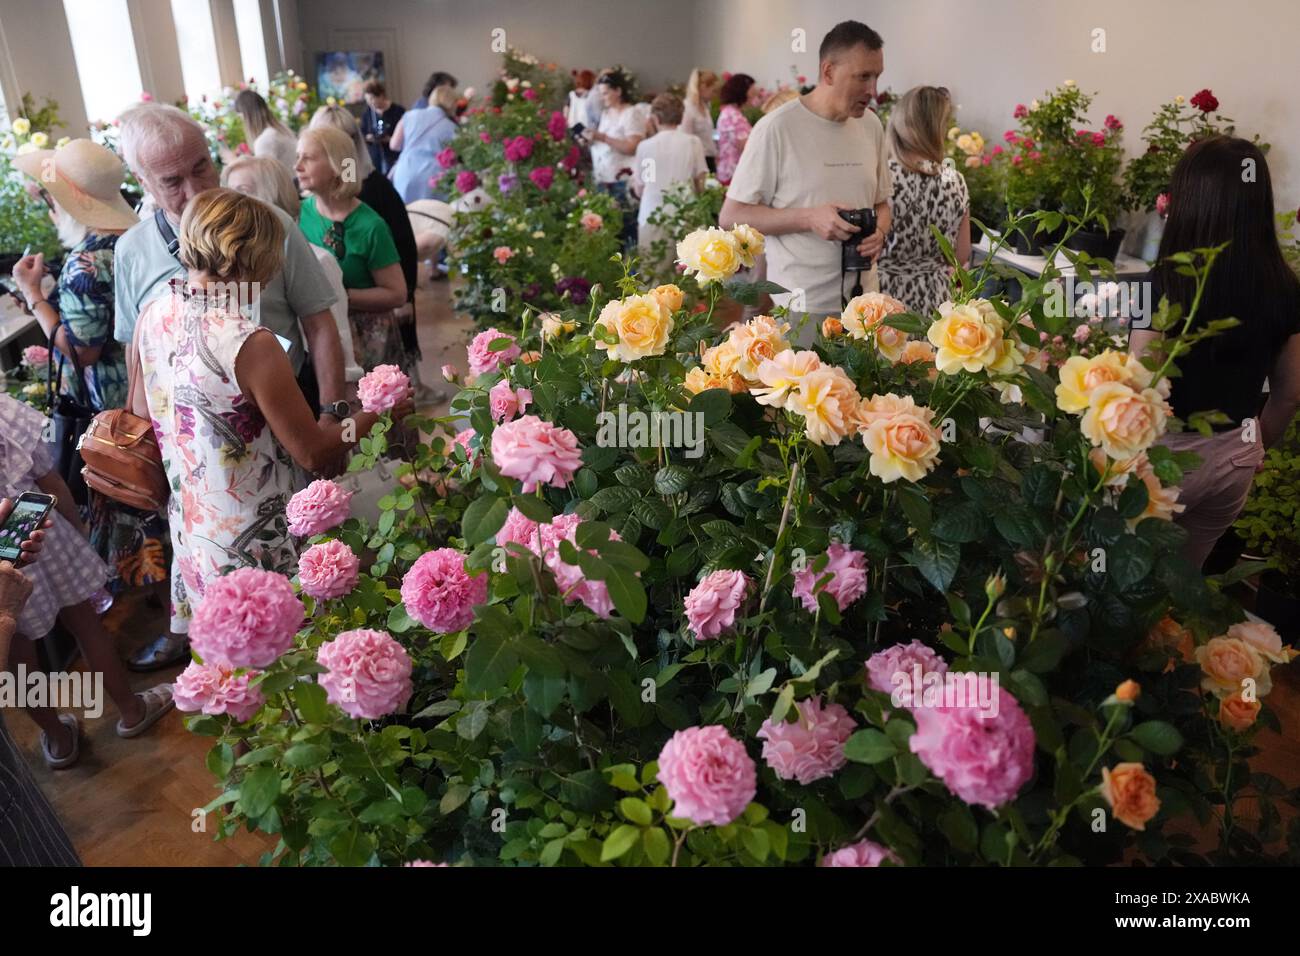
[11,117,30,136]
[956,133,974,153]
[729,224,765,268]
[1055,352,1130,413]
[861,400,941,483]
[676,227,742,283]
[925,302,1006,373]
[1195,636,1270,698]
[684,366,745,394]
[593,294,674,363]
[29,131,49,148]
[649,283,684,313]
[842,292,907,340]
[1079,383,1169,459]
[1218,692,1261,733]
[701,340,744,378]
[971,131,985,151]
[750,349,822,411]
[1226,620,1296,665]
[1100,763,1160,831]
[540,312,576,341]
[857,391,923,430]
[785,366,861,446]
[727,315,791,383]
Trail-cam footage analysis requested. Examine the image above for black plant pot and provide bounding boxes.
[1256,571,1300,642]
[1008,222,1064,257]
[1063,227,1126,261]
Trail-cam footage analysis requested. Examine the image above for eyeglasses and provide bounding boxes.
[324,220,346,259]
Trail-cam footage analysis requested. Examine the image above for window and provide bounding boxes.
[63,0,145,123]
[170,0,222,103]
[233,0,269,86]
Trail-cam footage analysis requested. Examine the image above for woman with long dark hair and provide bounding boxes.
[1131,135,1300,568]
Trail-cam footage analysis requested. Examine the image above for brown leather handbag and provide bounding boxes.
[76,324,170,512]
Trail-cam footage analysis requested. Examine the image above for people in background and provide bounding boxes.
[715,73,757,184]
[720,21,893,330]
[0,496,82,864]
[130,189,410,639]
[412,70,457,111]
[112,103,345,670]
[361,79,406,176]
[568,69,597,128]
[11,139,168,603]
[632,93,707,269]
[297,126,409,374]
[221,156,363,383]
[389,85,461,204]
[1130,136,1300,569]
[585,68,647,247]
[880,86,971,317]
[0,395,175,770]
[233,90,299,173]
[681,69,719,171]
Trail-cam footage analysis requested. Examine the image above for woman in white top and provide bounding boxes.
[220,156,363,383]
[567,69,597,128]
[234,90,299,173]
[585,68,647,247]
[681,69,719,169]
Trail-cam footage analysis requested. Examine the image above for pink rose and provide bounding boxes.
[683,570,750,640]
[452,427,478,464]
[316,627,413,719]
[1073,323,1092,344]
[493,245,515,264]
[404,860,450,867]
[496,506,540,551]
[528,165,554,191]
[21,344,49,367]
[400,548,487,634]
[909,686,1036,809]
[1091,132,1107,147]
[172,661,265,722]
[503,135,534,163]
[820,839,899,867]
[580,211,604,233]
[1155,192,1170,217]
[757,696,857,784]
[455,170,480,193]
[297,539,360,600]
[190,567,305,669]
[1013,104,1028,119]
[522,88,537,101]
[286,479,352,537]
[356,363,410,413]
[792,542,868,612]
[657,725,757,826]
[488,378,533,422]
[436,147,458,169]
[467,327,520,376]
[479,131,492,143]
[865,639,949,699]
[547,110,567,140]
[441,363,459,383]
[534,512,624,618]
[490,415,583,493]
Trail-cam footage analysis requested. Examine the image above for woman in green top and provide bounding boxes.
[295,125,409,372]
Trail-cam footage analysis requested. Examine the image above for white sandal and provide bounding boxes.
[41,713,81,770]
[116,683,175,738]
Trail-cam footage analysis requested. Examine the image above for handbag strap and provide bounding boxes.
[45,311,92,414]
[154,208,182,263]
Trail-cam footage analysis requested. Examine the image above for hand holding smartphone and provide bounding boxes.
[0,492,57,564]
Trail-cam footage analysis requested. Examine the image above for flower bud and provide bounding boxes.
[1115,679,1141,703]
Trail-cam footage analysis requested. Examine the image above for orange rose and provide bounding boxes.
[1195,636,1270,698]
[1218,691,1261,733]
[1115,679,1141,703]
[1100,762,1160,830]
[822,317,844,338]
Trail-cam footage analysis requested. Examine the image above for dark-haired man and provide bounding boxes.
[721,20,893,330]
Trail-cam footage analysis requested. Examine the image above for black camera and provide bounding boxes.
[839,207,878,272]
[569,122,586,142]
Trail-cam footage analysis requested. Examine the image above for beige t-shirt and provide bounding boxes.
[726,98,892,319]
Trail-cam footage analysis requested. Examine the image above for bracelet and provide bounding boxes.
[26,298,47,312]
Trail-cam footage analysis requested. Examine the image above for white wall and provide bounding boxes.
[292,0,701,106]
[695,0,1300,205]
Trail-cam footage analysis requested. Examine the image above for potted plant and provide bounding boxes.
[946,126,1005,242]
[0,94,63,272]
[1233,419,1300,640]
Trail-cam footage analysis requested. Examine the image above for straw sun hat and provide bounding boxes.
[12,138,139,231]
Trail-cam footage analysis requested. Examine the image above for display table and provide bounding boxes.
[971,233,1150,278]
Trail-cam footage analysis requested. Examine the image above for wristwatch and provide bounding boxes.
[321,400,351,420]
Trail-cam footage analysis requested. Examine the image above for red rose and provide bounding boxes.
[1190,89,1218,113]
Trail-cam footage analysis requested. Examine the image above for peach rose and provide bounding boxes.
[677,227,742,283]
[594,294,674,362]
[729,224,765,267]
[896,339,936,366]
[1079,383,1169,459]
[1129,460,1184,528]
[1218,691,1262,732]
[862,404,942,483]
[684,365,746,394]
[750,349,823,411]
[1115,679,1141,702]
[1195,636,1271,699]
[727,315,791,383]
[822,317,844,338]
[1100,762,1160,830]
[650,283,684,313]
[926,302,1007,373]
[1226,620,1295,665]
[842,292,909,358]
[540,312,576,341]
[787,365,862,446]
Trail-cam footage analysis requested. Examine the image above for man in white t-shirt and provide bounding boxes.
[721,20,893,330]
[632,93,708,271]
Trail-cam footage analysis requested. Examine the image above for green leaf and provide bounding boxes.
[654,464,694,495]
[282,744,329,769]
[1129,721,1184,756]
[511,493,554,523]
[843,729,897,764]
[1018,631,1069,673]
[591,485,641,514]
[614,463,654,490]
[910,536,960,593]
[462,495,509,545]
[465,630,519,694]
[632,497,672,529]
[995,504,1041,548]
[642,827,671,865]
[523,672,567,717]
[932,500,987,543]
[606,566,647,623]
[293,681,331,723]
[239,766,281,819]
[601,824,642,861]
[440,783,471,814]
[897,486,933,534]
[619,797,654,826]
[1110,535,1156,591]
[561,769,614,812]
[688,387,733,425]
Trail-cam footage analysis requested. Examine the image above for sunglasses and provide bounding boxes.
[36,186,55,211]
[324,220,346,259]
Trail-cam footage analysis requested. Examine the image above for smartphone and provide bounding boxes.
[0,492,56,562]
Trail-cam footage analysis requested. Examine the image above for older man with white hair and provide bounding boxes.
[111,103,346,671]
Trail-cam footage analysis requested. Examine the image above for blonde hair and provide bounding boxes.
[298,125,362,200]
[762,88,798,114]
[685,69,718,108]
[179,187,284,287]
[221,156,301,219]
[235,90,292,142]
[310,104,374,178]
[887,86,952,175]
[430,84,459,114]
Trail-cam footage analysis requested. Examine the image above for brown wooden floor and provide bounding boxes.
[6,272,1298,865]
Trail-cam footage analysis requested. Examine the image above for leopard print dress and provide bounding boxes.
[879,158,970,318]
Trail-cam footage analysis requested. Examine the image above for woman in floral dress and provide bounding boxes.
[131,188,409,633]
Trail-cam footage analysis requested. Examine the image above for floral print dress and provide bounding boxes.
[716,105,752,184]
[136,281,299,632]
